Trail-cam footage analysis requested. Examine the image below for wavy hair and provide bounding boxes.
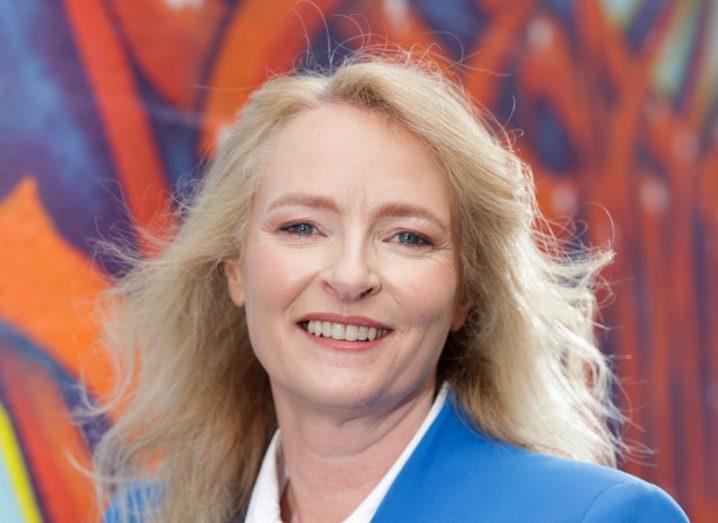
[84,49,629,523]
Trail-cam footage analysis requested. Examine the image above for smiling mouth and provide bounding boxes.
[297,321,391,342]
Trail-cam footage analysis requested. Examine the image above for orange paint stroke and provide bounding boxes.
[106,0,226,109]
[0,177,114,402]
[200,0,348,155]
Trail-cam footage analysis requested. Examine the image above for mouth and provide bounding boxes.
[295,321,393,351]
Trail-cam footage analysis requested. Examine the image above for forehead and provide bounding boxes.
[253,103,454,218]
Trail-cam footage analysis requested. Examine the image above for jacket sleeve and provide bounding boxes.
[580,481,689,522]
[102,493,142,523]
[102,482,160,523]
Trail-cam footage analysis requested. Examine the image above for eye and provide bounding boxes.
[280,223,432,248]
[280,222,317,237]
[391,231,433,248]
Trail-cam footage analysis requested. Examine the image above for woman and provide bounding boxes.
[93,51,688,522]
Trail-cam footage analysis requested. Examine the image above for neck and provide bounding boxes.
[272,380,438,523]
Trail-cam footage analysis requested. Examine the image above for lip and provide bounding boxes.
[294,312,393,330]
[296,322,392,352]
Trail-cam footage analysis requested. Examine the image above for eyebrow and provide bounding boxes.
[267,192,448,232]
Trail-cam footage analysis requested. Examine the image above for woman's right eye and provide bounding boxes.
[280,222,317,236]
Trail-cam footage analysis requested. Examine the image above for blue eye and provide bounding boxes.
[281,223,432,249]
[394,231,432,248]
[281,222,316,236]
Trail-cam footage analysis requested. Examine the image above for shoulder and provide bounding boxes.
[373,395,689,522]
[444,399,688,521]
[438,433,687,521]
[578,479,688,522]
[471,441,687,522]
[102,481,163,523]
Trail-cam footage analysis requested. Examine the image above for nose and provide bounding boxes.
[323,236,381,302]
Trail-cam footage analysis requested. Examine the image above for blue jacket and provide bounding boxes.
[105,390,689,522]
[371,392,688,521]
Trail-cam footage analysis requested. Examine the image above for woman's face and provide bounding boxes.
[225,103,467,412]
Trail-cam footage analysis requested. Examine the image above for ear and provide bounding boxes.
[450,301,468,332]
[224,257,245,308]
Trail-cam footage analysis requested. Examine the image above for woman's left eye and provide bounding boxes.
[392,231,433,248]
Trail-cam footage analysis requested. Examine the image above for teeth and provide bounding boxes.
[305,320,389,341]
[331,322,345,339]
[368,327,377,341]
[345,325,358,341]
[322,321,332,337]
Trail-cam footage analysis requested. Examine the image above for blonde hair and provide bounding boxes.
[84,49,629,522]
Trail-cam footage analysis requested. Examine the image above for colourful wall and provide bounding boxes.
[1,1,716,521]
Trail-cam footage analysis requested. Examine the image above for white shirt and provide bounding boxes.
[244,383,449,523]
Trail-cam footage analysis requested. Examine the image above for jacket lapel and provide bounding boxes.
[371,389,499,522]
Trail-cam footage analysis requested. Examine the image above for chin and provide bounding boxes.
[296,372,393,411]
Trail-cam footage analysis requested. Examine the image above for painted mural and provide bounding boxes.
[0,0,716,521]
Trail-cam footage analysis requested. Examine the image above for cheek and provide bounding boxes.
[383,255,459,326]
[244,239,315,310]
[242,240,314,372]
